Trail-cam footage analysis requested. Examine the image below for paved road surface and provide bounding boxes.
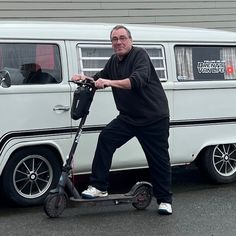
[0,165,236,236]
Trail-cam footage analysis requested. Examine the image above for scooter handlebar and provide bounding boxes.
[69,78,95,89]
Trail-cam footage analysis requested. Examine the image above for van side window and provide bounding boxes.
[175,46,236,81]
[0,43,62,85]
[144,46,167,81]
[76,45,167,81]
[77,46,113,77]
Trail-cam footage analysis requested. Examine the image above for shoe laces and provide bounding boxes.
[87,185,95,191]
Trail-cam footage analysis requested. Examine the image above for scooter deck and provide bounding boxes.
[69,193,133,205]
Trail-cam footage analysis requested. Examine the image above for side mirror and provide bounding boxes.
[0,70,11,88]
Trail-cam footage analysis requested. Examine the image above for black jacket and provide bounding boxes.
[93,46,169,126]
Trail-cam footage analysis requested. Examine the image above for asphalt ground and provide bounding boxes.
[0,165,236,236]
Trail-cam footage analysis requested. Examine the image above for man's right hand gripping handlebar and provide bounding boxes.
[71,74,111,89]
[71,74,95,87]
[71,74,94,85]
[72,74,94,82]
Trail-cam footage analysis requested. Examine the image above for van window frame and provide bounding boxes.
[76,44,167,82]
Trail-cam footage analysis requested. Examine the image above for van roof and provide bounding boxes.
[0,21,236,43]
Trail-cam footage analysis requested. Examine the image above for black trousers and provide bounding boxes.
[90,117,172,204]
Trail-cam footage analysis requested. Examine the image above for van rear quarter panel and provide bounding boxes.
[171,81,236,163]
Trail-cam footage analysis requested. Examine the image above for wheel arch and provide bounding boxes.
[0,142,64,176]
[194,141,236,164]
[10,144,63,167]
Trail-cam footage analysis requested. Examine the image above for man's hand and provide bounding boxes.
[95,78,111,89]
[95,78,131,89]
[71,74,94,81]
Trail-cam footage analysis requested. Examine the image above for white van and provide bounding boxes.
[1,21,236,206]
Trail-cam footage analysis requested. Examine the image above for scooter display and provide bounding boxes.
[43,79,153,218]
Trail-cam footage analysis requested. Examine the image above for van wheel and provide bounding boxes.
[199,144,236,183]
[2,147,61,206]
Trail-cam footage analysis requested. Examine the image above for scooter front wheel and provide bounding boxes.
[132,185,152,210]
[43,193,67,218]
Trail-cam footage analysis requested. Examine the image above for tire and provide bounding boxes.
[199,144,236,184]
[132,185,152,210]
[44,193,67,218]
[2,147,61,206]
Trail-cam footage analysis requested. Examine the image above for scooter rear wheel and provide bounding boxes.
[132,185,152,210]
[43,193,67,218]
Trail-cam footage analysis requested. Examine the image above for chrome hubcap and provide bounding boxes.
[13,155,53,199]
[213,144,236,177]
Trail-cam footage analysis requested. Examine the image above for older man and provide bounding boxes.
[73,25,173,215]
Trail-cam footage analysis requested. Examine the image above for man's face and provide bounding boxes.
[111,28,133,59]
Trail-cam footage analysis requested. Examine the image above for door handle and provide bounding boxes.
[53,105,70,112]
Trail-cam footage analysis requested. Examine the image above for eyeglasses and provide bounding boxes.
[111,36,129,43]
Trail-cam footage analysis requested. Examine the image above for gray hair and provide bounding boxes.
[110,25,132,40]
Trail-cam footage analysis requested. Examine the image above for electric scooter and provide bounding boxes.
[43,79,153,218]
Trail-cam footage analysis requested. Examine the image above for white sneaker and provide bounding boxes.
[82,185,108,199]
[158,203,172,215]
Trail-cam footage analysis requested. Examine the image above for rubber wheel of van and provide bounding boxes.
[132,185,152,210]
[199,144,236,183]
[1,147,61,206]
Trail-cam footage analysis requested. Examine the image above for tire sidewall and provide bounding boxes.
[202,145,236,184]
